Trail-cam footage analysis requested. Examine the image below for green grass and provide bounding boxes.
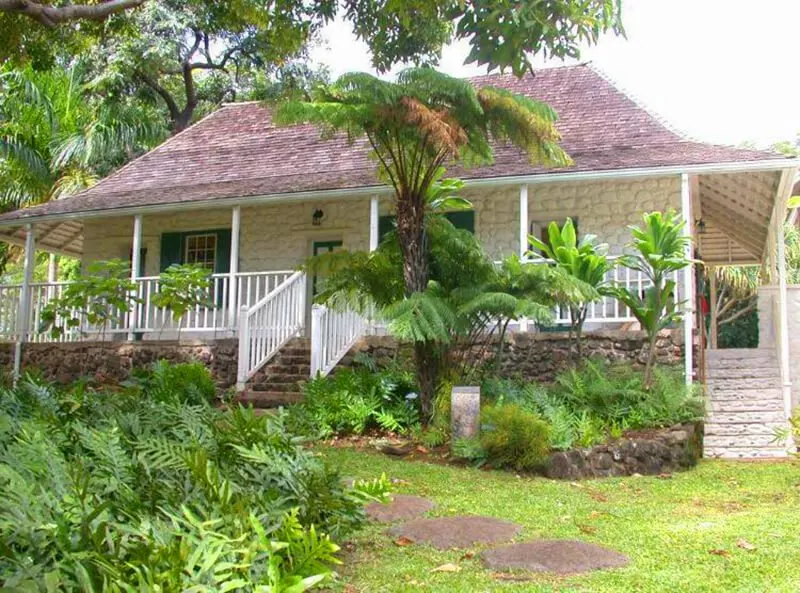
[319,446,800,592]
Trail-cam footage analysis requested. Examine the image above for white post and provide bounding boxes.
[236,304,250,391]
[310,304,324,376]
[709,266,718,350]
[369,196,379,252]
[680,173,695,386]
[228,205,241,329]
[47,253,57,283]
[13,224,35,382]
[519,184,529,332]
[776,219,792,423]
[128,214,143,341]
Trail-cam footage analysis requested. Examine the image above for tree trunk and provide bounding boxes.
[395,192,436,421]
[643,331,658,389]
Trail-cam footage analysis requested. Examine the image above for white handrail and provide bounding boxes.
[310,304,368,377]
[0,270,293,342]
[236,271,307,390]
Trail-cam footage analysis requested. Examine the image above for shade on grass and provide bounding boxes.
[322,446,800,593]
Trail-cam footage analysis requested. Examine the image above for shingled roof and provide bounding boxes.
[0,63,791,224]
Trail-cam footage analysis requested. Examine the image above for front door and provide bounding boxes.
[311,240,343,297]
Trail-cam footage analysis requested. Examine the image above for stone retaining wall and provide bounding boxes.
[1,329,685,390]
[0,340,239,388]
[545,423,702,479]
[350,329,684,382]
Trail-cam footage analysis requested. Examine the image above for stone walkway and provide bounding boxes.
[366,495,435,522]
[483,540,629,574]
[368,492,629,576]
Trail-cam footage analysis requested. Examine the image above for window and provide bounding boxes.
[160,228,232,274]
[378,211,475,243]
[184,233,218,269]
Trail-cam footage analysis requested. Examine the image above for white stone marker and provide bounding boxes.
[451,386,481,440]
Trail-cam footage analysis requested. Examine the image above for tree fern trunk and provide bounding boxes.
[396,192,436,421]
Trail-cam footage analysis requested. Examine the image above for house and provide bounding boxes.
[0,64,797,458]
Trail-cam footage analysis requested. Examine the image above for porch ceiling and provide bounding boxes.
[696,170,781,266]
[0,220,83,258]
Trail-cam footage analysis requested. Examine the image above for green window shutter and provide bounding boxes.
[378,215,395,243]
[214,229,232,274]
[445,211,475,233]
[160,232,183,272]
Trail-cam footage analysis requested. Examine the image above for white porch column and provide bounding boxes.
[13,224,35,381]
[708,266,718,350]
[127,214,143,341]
[369,196,379,252]
[519,184,529,332]
[680,173,695,385]
[47,253,58,283]
[776,218,792,421]
[228,205,241,328]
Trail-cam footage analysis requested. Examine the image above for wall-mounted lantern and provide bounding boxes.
[312,208,324,226]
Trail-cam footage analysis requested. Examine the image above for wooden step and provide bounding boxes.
[704,422,786,437]
[704,446,789,459]
[706,410,787,425]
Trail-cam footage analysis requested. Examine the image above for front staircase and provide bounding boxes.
[704,348,788,459]
[235,337,311,409]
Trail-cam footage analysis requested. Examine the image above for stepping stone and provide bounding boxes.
[367,495,435,523]
[390,516,521,550]
[482,540,629,575]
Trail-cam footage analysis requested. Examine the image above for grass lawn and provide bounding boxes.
[319,446,800,593]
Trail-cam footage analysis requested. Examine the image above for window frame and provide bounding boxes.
[183,232,218,270]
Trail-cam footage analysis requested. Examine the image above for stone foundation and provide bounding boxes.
[350,329,684,383]
[0,340,239,388]
[1,329,685,392]
[545,423,702,480]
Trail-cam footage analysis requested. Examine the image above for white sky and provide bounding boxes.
[310,0,800,147]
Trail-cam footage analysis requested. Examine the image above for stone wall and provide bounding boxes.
[349,329,684,383]
[758,285,800,408]
[0,340,239,388]
[545,423,702,479]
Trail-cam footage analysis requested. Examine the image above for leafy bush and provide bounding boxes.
[481,360,703,451]
[550,359,703,429]
[288,366,419,437]
[451,436,487,464]
[130,359,217,405]
[480,403,551,470]
[0,374,389,591]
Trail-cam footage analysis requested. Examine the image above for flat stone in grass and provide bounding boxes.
[366,495,435,523]
[482,540,629,575]
[390,516,521,550]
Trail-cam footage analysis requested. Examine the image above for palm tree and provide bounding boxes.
[0,63,167,276]
[0,64,166,210]
[277,68,571,416]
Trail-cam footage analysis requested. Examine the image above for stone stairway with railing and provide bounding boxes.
[235,337,310,409]
[704,348,788,459]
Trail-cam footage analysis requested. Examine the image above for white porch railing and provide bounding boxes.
[0,271,294,342]
[309,304,368,377]
[236,271,307,390]
[550,265,682,325]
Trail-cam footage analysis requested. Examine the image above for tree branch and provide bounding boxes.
[718,299,758,326]
[136,69,180,123]
[0,0,145,27]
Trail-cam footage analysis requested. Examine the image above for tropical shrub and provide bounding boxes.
[288,366,420,437]
[128,359,217,405]
[0,374,389,591]
[479,403,551,470]
[528,218,612,360]
[611,211,694,386]
[39,258,138,339]
[481,360,704,451]
[151,263,213,337]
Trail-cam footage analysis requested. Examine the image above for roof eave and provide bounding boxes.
[0,158,797,229]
